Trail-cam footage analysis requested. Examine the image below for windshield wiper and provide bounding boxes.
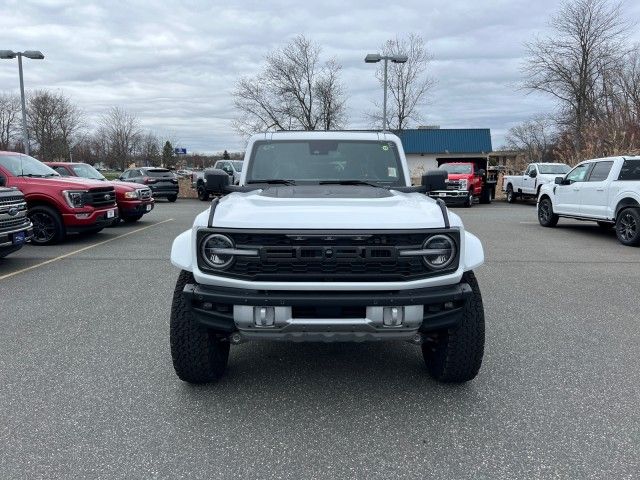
[18,173,46,178]
[319,180,384,188]
[246,179,296,185]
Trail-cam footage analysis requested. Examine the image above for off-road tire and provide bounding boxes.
[422,271,485,383]
[506,185,516,203]
[122,215,143,223]
[615,207,640,246]
[167,195,178,203]
[479,187,492,204]
[28,205,65,245]
[197,185,210,201]
[538,197,559,227]
[170,270,230,383]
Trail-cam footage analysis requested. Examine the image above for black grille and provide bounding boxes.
[198,229,459,282]
[84,188,116,207]
[0,216,30,231]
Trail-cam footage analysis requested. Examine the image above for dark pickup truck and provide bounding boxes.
[0,187,33,258]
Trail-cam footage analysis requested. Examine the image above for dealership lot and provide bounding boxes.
[1,199,638,479]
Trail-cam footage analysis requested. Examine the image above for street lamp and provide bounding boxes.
[0,49,45,155]
[364,53,408,132]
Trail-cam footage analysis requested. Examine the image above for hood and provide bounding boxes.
[110,180,148,192]
[446,173,472,181]
[17,176,113,190]
[537,173,560,182]
[206,185,460,230]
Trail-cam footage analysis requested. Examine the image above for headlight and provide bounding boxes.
[459,179,468,190]
[200,234,235,269]
[422,235,456,269]
[124,191,139,199]
[62,190,87,208]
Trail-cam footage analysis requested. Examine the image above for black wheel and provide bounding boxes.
[170,270,230,383]
[122,215,143,223]
[422,271,485,383]
[197,185,209,201]
[28,205,65,245]
[615,208,640,246]
[464,190,474,208]
[597,221,614,230]
[168,195,178,203]
[538,197,559,227]
[479,187,492,204]
[506,185,516,203]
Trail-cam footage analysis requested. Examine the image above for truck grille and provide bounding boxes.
[0,216,30,231]
[198,229,460,282]
[0,195,25,206]
[84,188,116,207]
[445,180,462,190]
[137,188,152,200]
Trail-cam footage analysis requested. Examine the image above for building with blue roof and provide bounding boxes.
[396,127,492,179]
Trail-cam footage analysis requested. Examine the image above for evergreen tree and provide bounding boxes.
[223,149,230,160]
[162,141,175,167]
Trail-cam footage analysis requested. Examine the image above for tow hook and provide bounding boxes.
[228,332,245,345]
[407,333,425,345]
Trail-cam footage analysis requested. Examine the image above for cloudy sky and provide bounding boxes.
[1,0,639,153]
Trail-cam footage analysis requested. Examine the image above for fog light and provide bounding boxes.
[383,306,404,327]
[253,306,275,327]
[444,302,454,310]
[75,213,90,219]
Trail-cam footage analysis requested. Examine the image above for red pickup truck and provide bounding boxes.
[428,159,496,207]
[46,162,154,223]
[0,152,118,244]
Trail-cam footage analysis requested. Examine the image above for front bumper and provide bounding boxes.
[149,185,179,197]
[0,222,34,248]
[428,190,469,205]
[118,199,155,216]
[183,282,472,342]
[63,206,118,232]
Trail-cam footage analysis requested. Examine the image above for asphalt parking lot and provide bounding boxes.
[1,199,638,479]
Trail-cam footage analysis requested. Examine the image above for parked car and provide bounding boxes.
[503,162,570,203]
[0,152,117,244]
[192,161,243,199]
[538,156,640,246]
[46,162,154,223]
[428,159,496,207]
[119,167,179,202]
[169,131,486,385]
[0,187,33,258]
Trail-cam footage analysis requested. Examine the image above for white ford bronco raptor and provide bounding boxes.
[170,131,486,384]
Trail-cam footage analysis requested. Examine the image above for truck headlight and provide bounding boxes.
[422,235,456,269]
[200,234,235,269]
[62,190,87,208]
[124,191,139,199]
[459,179,468,190]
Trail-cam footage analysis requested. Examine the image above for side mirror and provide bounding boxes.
[477,169,486,177]
[421,170,447,192]
[555,176,564,185]
[205,168,231,195]
[529,171,537,178]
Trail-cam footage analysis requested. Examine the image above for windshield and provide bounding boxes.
[146,169,174,178]
[246,140,404,186]
[232,161,243,172]
[72,164,106,180]
[439,163,472,174]
[538,164,570,174]
[0,154,59,177]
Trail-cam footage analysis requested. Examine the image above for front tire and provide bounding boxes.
[422,271,485,383]
[167,194,178,203]
[464,190,474,208]
[616,208,640,246]
[538,197,559,227]
[197,185,209,201]
[28,205,65,245]
[170,270,230,383]
[506,185,516,203]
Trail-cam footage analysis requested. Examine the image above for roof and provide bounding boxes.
[396,128,492,154]
[260,131,398,142]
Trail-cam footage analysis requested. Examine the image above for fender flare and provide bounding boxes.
[171,229,193,271]
[463,231,484,271]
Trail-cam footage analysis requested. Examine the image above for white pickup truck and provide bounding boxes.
[537,156,640,246]
[170,131,486,384]
[503,162,570,203]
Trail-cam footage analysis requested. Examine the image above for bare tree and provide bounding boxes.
[523,0,630,153]
[137,132,161,166]
[0,93,21,151]
[100,107,142,171]
[27,90,84,161]
[369,34,435,131]
[504,116,556,162]
[233,35,348,134]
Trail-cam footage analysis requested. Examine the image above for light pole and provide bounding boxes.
[364,53,408,132]
[0,50,45,156]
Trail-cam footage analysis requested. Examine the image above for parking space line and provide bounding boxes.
[0,218,174,281]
